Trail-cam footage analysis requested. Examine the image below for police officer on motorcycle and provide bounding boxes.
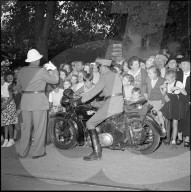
[76,59,124,161]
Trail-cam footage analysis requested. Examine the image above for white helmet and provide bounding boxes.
[25,49,43,62]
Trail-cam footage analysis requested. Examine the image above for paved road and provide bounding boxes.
[1,140,190,191]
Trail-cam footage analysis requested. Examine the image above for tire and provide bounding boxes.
[127,117,160,155]
[48,116,77,150]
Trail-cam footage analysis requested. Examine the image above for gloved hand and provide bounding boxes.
[44,61,57,70]
[73,97,83,107]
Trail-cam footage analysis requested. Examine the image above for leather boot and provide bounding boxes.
[83,129,102,161]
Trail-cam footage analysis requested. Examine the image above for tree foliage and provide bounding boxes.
[111,1,169,37]
[1,0,189,68]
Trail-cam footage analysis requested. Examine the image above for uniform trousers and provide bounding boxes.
[18,110,47,157]
[86,97,123,130]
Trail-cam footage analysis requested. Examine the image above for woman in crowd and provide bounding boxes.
[176,57,190,147]
[122,60,129,76]
[63,63,72,75]
[144,66,166,134]
[8,81,22,141]
[1,74,18,147]
[59,69,68,89]
[127,56,148,92]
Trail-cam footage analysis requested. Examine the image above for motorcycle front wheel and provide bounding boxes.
[48,116,77,150]
[127,117,160,155]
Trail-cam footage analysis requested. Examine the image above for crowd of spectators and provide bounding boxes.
[1,48,190,149]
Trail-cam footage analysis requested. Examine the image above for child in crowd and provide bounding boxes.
[159,70,187,148]
[84,63,91,74]
[4,71,14,84]
[49,84,65,115]
[144,66,166,133]
[74,73,94,97]
[122,74,135,101]
[83,73,94,93]
[63,79,71,90]
[70,75,78,92]
[1,74,18,147]
[123,87,149,118]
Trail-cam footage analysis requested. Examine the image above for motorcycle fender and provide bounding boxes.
[146,114,165,137]
[127,113,165,137]
[49,112,66,119]
[50,112,85,144]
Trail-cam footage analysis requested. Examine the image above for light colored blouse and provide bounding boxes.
[1,82,10,98]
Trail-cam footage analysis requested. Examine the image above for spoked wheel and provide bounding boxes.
[48,116,77,150]
[127,117,160,155]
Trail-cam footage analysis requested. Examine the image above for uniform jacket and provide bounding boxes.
[82,70,123,116]
[17,66,59,111]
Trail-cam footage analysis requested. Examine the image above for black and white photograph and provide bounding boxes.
[1,0,190,191]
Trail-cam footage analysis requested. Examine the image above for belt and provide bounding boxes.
[104,93,123,101]
[22,90,45,94]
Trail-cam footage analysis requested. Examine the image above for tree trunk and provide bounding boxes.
[34,1,56,60]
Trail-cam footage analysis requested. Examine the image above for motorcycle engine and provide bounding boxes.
[128,119,145,144]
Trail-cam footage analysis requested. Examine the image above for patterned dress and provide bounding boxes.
[1,97,18,126]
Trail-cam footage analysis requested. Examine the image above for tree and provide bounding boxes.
[1,1,117,62]
[111,0,189,51]
[111,1,170,48]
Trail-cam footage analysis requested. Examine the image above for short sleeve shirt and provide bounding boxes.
[1,82,10,98]
[49,88,64,106]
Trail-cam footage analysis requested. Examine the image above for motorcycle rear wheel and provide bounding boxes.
[49,116,77,150]
[127,117,160,155]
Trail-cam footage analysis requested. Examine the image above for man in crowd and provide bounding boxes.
[16,49,59,159]
[76,59,124,161]
[177,56,190,147]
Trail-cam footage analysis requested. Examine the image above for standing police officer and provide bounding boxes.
[77,59,124,161]
[16,49,59,159]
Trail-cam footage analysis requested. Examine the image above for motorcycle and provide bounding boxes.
[48,89,166,155]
